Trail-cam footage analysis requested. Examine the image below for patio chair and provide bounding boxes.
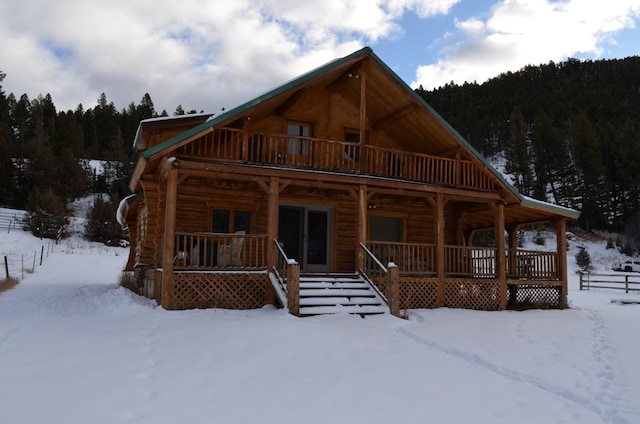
[217,230,245,267]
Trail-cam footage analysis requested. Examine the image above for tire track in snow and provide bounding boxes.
[396,311,625,424]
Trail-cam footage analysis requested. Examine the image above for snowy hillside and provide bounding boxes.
[1,207,639,423]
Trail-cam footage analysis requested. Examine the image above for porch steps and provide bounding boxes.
[298,273,388,317]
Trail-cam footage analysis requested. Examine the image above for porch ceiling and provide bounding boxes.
[461,202,577,231]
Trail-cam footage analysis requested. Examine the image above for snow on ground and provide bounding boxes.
[1,209,639,424]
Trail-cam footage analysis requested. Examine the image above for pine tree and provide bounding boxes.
[505,107,533,195]
[0,71,14,205]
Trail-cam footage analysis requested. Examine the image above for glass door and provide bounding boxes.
[278,205,332,273]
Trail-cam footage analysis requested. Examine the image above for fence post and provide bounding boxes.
[625,275,629,294]
[579,272,583,290]
[4,256,8,279]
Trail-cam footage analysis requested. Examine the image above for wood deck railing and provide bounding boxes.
[507,249,558,279]
[173,232,267,270]
[177,128,496,191]
[366,241,435,276]
[365,242,559,279]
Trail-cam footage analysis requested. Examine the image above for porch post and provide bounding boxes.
[507,225,519,304]
[435,193,445,306]
[493,203,507,309]
[266,177,280,271]
[161,165,178,309]
[555,218,568,307]
[356,184,367,270]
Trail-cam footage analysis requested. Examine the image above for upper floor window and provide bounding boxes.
[343,129,362,162]
[287,122,311,156]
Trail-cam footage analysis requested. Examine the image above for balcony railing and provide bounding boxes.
[173,232,267,270]
[176,128,496,191]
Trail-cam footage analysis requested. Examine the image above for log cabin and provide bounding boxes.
[119,47,579,316]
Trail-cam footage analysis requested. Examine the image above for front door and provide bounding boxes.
[278,205,332,273]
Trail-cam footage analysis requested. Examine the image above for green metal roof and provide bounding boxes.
[139,46,578,220]
[142,47,375,160]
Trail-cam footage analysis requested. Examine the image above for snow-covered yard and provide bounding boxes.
[1,209,639,423]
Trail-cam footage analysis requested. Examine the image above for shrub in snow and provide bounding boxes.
[575,246,593,273]
[24,188,70,240]
[84,196,128,246]
[606,238,615,250]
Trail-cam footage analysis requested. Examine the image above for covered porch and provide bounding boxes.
[150,220,568,313]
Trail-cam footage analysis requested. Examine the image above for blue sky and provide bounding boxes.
[1,1,639,114]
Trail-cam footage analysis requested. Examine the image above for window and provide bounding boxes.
[343,129,361,162]
[212,209,251,233]
[369,216,403,242]
[287,122,311,156]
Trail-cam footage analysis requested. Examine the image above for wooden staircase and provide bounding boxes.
[296,273,388,317]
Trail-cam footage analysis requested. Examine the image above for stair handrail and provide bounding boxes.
[359,242,387,273]
[359,242,389,303]
[273,239,298,285]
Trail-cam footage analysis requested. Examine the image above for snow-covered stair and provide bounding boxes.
[297,273,388,317]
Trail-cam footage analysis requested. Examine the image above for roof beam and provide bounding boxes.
[276,87,307,117]
[175,159,502,202]
[326,61,365,93]
[372,102,419,130]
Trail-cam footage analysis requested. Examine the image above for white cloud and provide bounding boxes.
[413,0,640,89]
[0,0,457,114]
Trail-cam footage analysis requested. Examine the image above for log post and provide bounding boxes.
[359,62,367,174]
[435,193,445,306]
[555,218,568,307]
[493,202,507,310]
[356,184,367,271]
[266,177,280,271]
[161,165,178,309]
[386,263,400,317]
[287,261,300,316]
[242,117,250,162]
[507,224,519,304]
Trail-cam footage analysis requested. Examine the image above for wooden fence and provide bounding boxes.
[0,210,26,233]
[579,272,640,293]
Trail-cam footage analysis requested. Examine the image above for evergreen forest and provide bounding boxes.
[1,55,640,244]
[417,56,640,234]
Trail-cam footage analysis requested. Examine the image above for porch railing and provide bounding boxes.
[366,241,436,276]
[360,242,388,282]
[365,242,559,280]
[177,128,495,191]
[173,232,267,270]
[506,249,558,279]
[445,245,498,277]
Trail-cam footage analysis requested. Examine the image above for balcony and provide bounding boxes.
[176,128,496,191]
